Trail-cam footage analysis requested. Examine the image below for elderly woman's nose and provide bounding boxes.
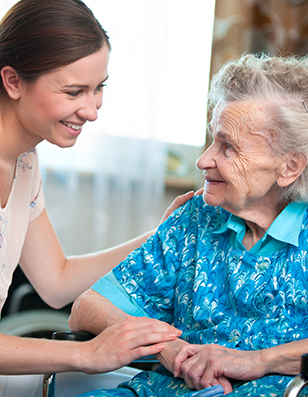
[196,147,215,170]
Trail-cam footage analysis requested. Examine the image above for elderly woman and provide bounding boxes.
[69,53,308,397]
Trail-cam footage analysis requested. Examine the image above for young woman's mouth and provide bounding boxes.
[60,120,83,135]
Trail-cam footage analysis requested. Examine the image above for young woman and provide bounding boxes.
[0,0,193,391]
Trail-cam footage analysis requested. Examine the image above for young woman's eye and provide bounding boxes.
[67,90,82,97]
[95,83,106,92]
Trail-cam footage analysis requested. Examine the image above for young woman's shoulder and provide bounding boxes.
[17,148,39,173]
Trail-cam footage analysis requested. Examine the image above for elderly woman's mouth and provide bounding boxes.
[205,177,223,184]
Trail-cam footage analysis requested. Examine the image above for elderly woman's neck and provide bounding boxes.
[242,221,268,250]
[241,201,289,250]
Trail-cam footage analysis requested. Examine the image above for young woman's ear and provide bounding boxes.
[277,152,307,188]
[1,66,23,100]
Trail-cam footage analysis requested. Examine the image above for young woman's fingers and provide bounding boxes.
[159,191,195,224]
[194,187,204,196]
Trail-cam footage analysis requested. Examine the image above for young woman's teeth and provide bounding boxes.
[62,121,82,131]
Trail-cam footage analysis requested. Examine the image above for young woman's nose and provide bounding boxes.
[77,94,102,121]
[195,144,216,170]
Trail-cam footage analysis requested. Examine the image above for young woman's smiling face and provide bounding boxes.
[196,100,286,217]
[13,45,109,148]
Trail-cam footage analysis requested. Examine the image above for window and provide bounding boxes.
[0,0,215,147]
[84,0,215,147]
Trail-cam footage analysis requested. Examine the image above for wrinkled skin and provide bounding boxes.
[167,99,308,394]
[196,101,285,221]
[173,344,264,394]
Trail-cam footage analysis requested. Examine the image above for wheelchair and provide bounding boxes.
[2,280,308,397]
[44,331,308,397]
[284,354,308,397]
[0,281,142,397]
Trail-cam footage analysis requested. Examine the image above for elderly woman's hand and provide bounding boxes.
[154,338,190,374]
[159,188,203,225]
[173,344,265,394]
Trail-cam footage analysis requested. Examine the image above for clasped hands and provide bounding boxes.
[156,338,266,395]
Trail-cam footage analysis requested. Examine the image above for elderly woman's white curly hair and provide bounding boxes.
[208,53,308,203]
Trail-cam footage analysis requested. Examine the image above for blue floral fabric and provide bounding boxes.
[78,196,308,396]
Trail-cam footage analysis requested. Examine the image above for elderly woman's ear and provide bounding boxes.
[277,152,307,187]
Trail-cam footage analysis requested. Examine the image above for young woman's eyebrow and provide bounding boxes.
[63,76,109,89]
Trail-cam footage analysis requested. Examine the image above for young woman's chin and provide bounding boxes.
[45,135,79,149]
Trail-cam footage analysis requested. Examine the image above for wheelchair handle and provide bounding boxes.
[284,354,308,397]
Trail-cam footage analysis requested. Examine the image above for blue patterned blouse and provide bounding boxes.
[86,196,308,397]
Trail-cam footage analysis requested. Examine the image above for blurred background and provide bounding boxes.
[0,0,214,256]
[1,0,308,317]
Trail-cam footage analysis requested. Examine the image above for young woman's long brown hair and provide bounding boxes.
[0,0,111,93]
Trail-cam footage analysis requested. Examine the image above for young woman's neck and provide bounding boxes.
[0,99,39,162]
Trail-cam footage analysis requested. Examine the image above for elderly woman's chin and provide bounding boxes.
[202,189,222,207]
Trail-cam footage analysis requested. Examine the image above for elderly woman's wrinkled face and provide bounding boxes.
[196,100,285,216]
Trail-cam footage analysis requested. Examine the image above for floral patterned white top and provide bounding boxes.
[0,148,45,313]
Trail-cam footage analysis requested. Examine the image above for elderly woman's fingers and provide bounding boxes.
[173,344,201,377]
[204,376,233,395]
[176,348,209,389]
[181,358,232,393]
[175,344,235,391]
[178,344,266,393]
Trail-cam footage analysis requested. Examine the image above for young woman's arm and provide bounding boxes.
[69,289,186,374]
[19,191,197,308]
[0,317,181,375]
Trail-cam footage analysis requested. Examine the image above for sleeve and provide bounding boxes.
[29,149,45,222]
[92,271,149,317]
[91,198,195,324]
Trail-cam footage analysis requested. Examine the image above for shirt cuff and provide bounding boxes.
[91,271,149,318]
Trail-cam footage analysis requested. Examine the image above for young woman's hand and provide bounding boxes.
[80,317,182,374]
[159,188,204,225]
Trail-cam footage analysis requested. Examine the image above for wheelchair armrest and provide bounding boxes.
[52,330,94,342]
[51,330,158,363]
